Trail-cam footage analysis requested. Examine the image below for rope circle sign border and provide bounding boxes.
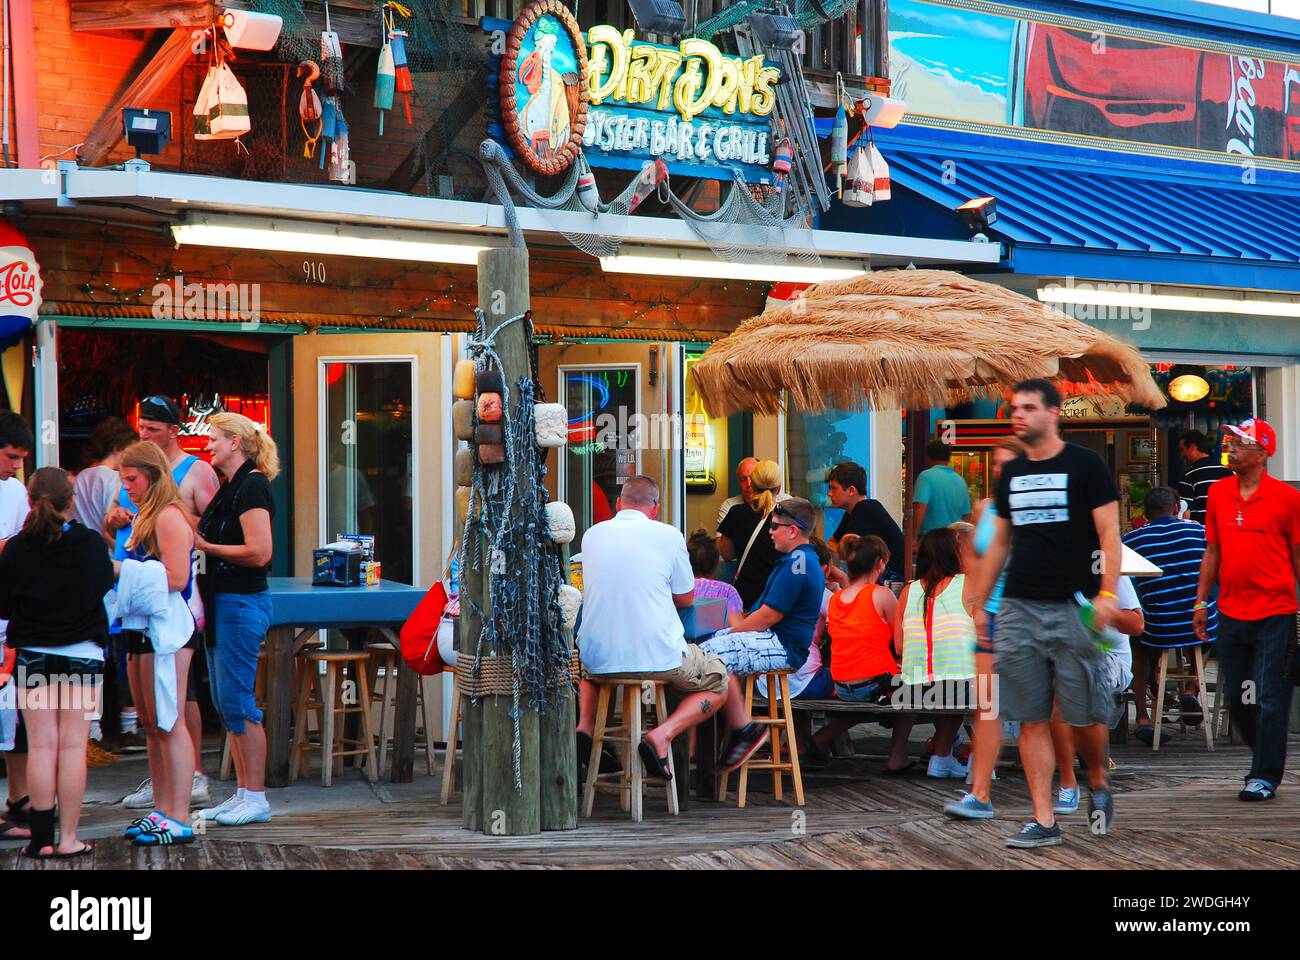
[499,0,590,177]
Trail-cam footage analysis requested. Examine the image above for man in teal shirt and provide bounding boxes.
[912,440,973,540]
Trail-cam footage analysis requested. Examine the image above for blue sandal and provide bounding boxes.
[132,815,195,846]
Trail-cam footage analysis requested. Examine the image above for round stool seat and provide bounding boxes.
[298,650,370,664]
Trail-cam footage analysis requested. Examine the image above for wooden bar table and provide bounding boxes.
[262,577,425,788]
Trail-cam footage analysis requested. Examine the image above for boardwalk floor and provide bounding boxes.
[4,727,1297,870]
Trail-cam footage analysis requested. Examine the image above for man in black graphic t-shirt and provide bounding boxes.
[972,379,1122,850]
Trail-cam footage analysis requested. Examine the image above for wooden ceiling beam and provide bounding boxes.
[71,0,217,32]
[79,27,197,166]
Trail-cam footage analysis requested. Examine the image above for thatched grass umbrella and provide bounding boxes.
[691,269,1166,416]
[691,269,1165,574]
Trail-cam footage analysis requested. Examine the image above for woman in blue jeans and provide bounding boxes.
[194,413,278,827]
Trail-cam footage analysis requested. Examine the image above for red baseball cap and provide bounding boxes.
[1224,418,1276,456]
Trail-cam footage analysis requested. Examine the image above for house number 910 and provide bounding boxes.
[303,260,327,283]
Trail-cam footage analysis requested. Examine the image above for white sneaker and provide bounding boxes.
[191,772,211,805]
[927,753,970,779]
[197,793,242,822]
[122,778,154,809]
[214,798,272,826]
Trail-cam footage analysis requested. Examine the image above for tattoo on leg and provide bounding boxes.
[700,699,711,715]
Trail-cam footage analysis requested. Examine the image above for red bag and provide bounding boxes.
[400,581,449,676]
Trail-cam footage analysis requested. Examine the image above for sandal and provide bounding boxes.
[882,760,920,776]
[4,795,30,823]
[638,739,673,781]
[52,841,94,859]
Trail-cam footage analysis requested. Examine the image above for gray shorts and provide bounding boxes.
[994,598,1113,726]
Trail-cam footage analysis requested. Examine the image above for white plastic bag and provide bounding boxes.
[842,144,874,207]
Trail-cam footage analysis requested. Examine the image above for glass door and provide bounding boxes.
[320,358,416,585]
[559,364,640,548]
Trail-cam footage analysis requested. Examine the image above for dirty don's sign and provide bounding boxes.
[489,0,781,183]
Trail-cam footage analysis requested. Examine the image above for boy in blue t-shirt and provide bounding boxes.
[700,497,824,773]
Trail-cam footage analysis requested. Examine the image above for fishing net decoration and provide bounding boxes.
[457,308,572,791]
[241,0,489,195]
[481,139,824,266]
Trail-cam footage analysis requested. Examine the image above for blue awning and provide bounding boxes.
[826,124,1300,293]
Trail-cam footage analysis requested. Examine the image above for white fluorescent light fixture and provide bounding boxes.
[1037,284,1300,319]
[600,247,867,283]
[171,214,496,264]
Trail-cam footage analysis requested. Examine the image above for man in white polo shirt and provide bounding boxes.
[576,475,729,781]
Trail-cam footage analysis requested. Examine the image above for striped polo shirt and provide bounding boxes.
[1122,514,1214,647]
[1178,458,1232,525]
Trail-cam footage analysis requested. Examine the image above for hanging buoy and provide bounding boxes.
[830,72,848,195]
[575,154,600,213]
[773,137,793,176]
[375,28,395,136]
[390,29,413,125]
[476,392,503,423]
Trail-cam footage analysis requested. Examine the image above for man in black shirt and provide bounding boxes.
[826,461,905,578]
[1177,430,1232,525]
[972,379,1123,849]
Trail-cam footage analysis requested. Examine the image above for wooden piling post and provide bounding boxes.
[466,246,543,836]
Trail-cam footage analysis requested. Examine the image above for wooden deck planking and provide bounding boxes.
[5,731,1298,870]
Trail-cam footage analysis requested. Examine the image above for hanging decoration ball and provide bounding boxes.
[575,153,600,213]
[830,104,848,165]
[454,447,474,486]
[476,422,504,445]
[545,500,576,544]
[477,443,506,465]
[455,485,477,521]
[772,137,793,175]
[476,368,504,394]
[452,399,475,440]
[476,391,503,423]
[534,403,568,448]
[453,359,476,399]
[558,583,582,633]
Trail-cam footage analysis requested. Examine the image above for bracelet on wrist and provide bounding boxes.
[1193,601,1208,611]
[1098,590,1118,600]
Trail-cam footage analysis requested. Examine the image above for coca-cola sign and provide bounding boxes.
[0,223,41,346]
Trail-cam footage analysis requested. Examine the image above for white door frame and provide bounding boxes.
[316,354,421,586]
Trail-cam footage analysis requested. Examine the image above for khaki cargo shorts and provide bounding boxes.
[583,644,728,696]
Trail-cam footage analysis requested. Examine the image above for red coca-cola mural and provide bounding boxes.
[0,221,42,348]
[1024,23,1300,160]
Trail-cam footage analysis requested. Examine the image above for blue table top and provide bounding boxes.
[266,577,426,629]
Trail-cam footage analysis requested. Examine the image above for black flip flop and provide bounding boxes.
[882,760,919,776]
[638,739,673,781]
[52,841,94,860]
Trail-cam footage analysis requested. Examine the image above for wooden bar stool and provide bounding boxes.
[289,650,378,786]
[440,667,462,805]
[719,670,804,808]
[1153,646,1214,752]
[366,642,439,778]
[581,678,679,823]
[220,650,268,780]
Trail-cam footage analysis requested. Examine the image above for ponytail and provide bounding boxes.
[749,459,782,516]
[251,428,281,481]
[22,467,74,545]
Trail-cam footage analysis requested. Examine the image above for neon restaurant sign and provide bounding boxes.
[583,28,779,177]
[489,1,782,183]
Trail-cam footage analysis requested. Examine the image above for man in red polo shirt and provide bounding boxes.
[1194,418,1300,802]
